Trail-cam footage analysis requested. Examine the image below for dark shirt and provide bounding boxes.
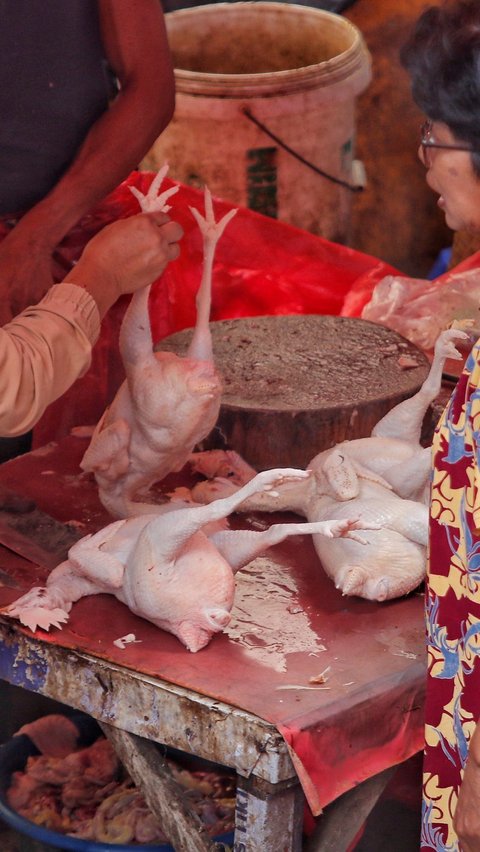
[0,0,113,214]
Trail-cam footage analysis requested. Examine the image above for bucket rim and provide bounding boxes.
[165,0,362,31]
[166,1,371,97]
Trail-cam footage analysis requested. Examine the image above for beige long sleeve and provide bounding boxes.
[0,282,101,437]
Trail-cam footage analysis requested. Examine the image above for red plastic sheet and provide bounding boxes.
[138,174,400,342]
[341,245,480,320]
[4,171,480,445]
[50,170,398,338]
[0,171,399,445]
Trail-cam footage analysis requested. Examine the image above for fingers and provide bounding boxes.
[144,211,171,227]
[167,243,180,261]
[145,213,183,259]
[123,211,183,242]
[144,213,183,240]
[164,223,183,259]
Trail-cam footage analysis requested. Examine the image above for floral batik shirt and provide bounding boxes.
[423,341,480,850]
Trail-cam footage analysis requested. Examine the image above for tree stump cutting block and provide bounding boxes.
[160,315,430,470]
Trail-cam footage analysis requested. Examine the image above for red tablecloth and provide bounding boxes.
[0,436,425,815]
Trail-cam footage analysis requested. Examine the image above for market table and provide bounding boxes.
[0,435,426,851]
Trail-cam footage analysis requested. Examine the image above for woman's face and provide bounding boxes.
[419,121,480,234]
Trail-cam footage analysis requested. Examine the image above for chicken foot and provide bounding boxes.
[187,189,237,362]
[371,327,467,444]
[210,517,373,573]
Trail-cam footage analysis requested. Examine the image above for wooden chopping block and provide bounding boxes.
[160,315,431,470]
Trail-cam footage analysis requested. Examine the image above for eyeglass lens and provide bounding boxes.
[420,119,475,163]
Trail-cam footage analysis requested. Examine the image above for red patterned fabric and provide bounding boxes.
[423,343,480,850]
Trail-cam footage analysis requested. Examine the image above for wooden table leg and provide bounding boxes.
[304,766,396,852]
[101,722,304,852]
[100,722,215,852]
[233,772,304,851]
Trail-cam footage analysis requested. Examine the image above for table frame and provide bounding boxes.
[0,615,417,851]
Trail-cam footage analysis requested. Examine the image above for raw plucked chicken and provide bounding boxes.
[185,328,468,601]
[80,167,234,518]
[4,469,374,652]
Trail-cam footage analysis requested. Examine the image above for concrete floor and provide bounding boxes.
[0,806,421,851]
[354,754,422,851]
[355,800,421,851]
[0,809,420,852]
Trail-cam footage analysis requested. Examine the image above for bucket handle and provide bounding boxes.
[243,107,365,192]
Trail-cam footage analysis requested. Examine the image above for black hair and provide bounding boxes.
[400,0,480,174]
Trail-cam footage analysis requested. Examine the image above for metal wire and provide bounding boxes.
[243,107,365,192]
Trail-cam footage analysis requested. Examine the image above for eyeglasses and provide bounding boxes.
[420,120,476,166]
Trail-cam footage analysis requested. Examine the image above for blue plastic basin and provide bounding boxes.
[0,716,233,851]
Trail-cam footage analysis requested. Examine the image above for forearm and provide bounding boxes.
[67,260,127,321]
[0,284,99,436]
[18,0,175,250]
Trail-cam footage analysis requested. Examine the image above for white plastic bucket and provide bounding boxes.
[142,2,371,243]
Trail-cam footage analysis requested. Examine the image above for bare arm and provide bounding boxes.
[0,0,175,317]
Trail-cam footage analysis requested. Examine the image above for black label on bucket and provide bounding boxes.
[246,147,277,219]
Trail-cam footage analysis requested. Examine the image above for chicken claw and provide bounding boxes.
[189,186,237,243]
[437,325,470,361]
[323,517,381,544]
[129,163,180,213]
